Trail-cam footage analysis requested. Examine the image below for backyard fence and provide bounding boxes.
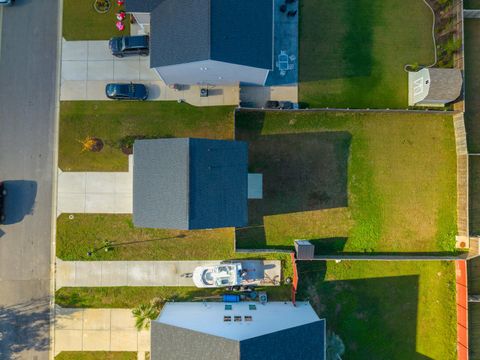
[454,114,470,253]
[457,260,469,360]
[454,0,466,112]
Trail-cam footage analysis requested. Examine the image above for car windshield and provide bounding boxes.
[108,84,129,96]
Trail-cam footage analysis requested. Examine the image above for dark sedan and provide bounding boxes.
[105,83,148,101]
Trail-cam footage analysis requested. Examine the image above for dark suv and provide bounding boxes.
[109,35,149,58]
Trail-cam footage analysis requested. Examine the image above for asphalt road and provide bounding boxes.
[0,0,59,359]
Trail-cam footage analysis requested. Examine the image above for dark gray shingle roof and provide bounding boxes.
[125,0,164,13]
[149,0,273,69]
[133,138,248,230]
[151,322,240,360]
[240,322,326,360]
[133,138,189,230]
[424,68,462,102]
[151,320,326,360]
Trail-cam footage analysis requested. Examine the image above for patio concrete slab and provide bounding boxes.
[101,261,129,286]
[83,309,111,330]
[86,80,110,100]
[55,308,83,330]
[55,259,281,289]
[74,261,103,287]
[111,330,139,351]
[127,262,157,286]
[140,59,160,80]
[55,306,150,355]
[62,61,88,81]
[61,80,87,100]
[55,329,83,352]
[62,40,88,61]
[87,60,114,80]
[57,155,133,215]
[83,330,110,351]
[87,41,112,60]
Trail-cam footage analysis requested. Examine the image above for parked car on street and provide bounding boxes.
[0,182,6,223]
[105,83,148,101]
[109,35,149,57]
[0,0,14,6]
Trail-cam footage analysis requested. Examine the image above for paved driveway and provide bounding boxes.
[55,259,281,289]
[57,156,133,215]
[61,39,161,100]
[61,39,240,106]
[54,306,149,355]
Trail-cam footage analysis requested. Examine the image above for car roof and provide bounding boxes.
[122,36,149,49]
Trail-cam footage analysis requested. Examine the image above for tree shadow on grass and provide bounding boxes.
[0,297,50,359]
[235,112,351,250]
[296,262,434,359]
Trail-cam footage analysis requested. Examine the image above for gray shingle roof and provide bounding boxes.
[149,0,273,69]
[424,68,462,103]
[151,319,326,360]
[125,0,164,12]
[133,138,248,230]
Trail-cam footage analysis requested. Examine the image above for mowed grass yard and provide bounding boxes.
[235,110,457,253]
[59,101,234,171]
[56,353,136,360]
[63,0,130,40]
[55,285,291,308]
[297,261,457,359]
[299,0,435,108]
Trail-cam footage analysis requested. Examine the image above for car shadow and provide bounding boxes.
[2,180,37,225]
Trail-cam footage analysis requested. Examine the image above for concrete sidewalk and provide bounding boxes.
[57,156,133,215]
[54,306,149,355]
[55,259,281,290]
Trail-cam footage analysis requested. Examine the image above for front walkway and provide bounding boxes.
[54,306,149,355]
[55,259,281,290]
[57,156,133,216]
[60,39,240,106]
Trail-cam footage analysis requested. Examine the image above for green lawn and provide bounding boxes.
[63,0,130,40]
[235,110,457,253]
[56,214,293,276]
[56,352,136,360]
[465,0,480,9]
[56,214,235,260]
[59,101,234,171]
[297,261,457,360]
[55,286,291,308]
[298,0,435,108]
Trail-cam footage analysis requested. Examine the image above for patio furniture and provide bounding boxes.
[279,4,287,12]
[277,51,289,71]
[287,10,297,17]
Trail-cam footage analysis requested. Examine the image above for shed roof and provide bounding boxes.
[424,68,462,102]
[133,138,248,230]
[149,0,273,69]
